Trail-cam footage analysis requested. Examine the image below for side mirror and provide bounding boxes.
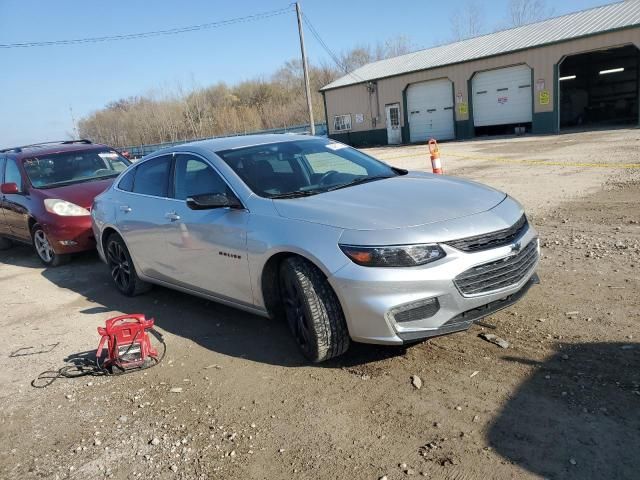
[0,183,19,195]
[186,192,243,210]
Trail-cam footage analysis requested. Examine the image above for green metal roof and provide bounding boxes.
[321,1,640,91]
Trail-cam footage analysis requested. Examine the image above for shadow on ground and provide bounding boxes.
[489,342,640,479]
[0,245,407,368]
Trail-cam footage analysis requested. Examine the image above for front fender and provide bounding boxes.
[246,215,348,308]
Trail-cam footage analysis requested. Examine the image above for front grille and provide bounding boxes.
[446,215,528,252]
[454,239,538,296]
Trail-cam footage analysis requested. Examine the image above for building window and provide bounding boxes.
[334,114,352,132]
[389,107,400,127]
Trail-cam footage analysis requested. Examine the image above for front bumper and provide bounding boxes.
[397,273,539,342]
[41,215,96,254]
[328,228,540,345]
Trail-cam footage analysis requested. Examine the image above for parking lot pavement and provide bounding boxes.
[365,127,640,216]
[1,129,639,479]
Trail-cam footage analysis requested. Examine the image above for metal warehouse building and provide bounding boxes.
[320,1,640,147]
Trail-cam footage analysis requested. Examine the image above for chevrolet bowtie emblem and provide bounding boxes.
[511,242,522,253]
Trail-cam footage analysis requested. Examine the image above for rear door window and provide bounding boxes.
[118,167,136,192]
[132,156,171,197]
[0,157,5,183]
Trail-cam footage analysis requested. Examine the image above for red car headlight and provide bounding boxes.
[44,199,91,217]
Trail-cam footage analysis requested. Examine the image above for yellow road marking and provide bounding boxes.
[375,150,640,169]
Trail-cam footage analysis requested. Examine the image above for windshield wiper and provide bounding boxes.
[37,173,119,189]
[269,190,322,199]
[326,175,394,192]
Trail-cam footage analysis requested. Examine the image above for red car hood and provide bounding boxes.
[38,178,115,209]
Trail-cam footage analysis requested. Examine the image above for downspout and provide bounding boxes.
[554,62,560,133]
[375,81,380,128]
[637,49,640,126]
[402,86,409,143]
[321,90,330,138]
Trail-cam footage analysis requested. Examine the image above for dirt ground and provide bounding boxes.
[1,128,639,480]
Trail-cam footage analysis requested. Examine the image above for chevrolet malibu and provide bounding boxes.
[91,135,539,362]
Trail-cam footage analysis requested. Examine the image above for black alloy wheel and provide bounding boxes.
[107,239,131,292]
[105,234,151,296]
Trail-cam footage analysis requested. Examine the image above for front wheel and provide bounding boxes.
[32,225,69,267]
[105,233,151,296]
[279,257,350,362]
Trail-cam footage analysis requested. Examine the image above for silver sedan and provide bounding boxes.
[91,134,539,362]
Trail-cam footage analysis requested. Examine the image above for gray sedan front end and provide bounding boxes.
[330,203,538,345]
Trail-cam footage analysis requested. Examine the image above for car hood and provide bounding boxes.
[272,173,507,231]
[37,178,116,209]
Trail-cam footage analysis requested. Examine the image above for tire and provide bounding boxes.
[0,237,12,251]
[105,233,152,296]
[279,256,350,362]
[31,224,70,267]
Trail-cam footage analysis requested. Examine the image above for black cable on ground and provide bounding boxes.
[31,328,166,389]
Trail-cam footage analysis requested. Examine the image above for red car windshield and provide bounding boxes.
[23,149,131,189]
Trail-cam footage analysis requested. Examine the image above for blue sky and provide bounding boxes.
[0,0,616,146]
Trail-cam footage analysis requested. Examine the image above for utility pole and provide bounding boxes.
[69,106,79,139]
[295,2,315,135]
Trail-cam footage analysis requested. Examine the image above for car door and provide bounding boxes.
[1,157,31,241]
[115,154,176,281]
[162,152,252,304]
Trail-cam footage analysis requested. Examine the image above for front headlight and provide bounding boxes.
[44,199,90,216]
[339,244,446,267]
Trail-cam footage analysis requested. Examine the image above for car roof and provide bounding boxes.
[1,140,112,159]
[152,134,321,157]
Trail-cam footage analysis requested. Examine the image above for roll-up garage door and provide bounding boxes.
[407,79,455,142]
[472,65,532,127]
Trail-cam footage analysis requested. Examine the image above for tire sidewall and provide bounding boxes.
[106,234,147,296]
[31,224,65,267]
[280,263,319,360]
[279,257,350,362]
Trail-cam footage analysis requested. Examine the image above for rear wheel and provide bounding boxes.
[32,225,70,267]
[0,237,12,250]
[279,257,350,362]
[106,233,151,296]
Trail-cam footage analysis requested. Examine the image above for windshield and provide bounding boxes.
[216,138,402,198]
[23,149,131,189]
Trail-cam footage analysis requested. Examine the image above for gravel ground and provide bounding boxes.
[1,128,639,480]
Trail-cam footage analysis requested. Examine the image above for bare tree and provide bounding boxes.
[339,46,374,73]
[450,0,485,41]
[78,38,413,147]
[507,0,555,27]
[374,35,413,60]
[338,35,413,73]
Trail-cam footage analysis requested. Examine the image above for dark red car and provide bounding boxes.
[0,140,130,266]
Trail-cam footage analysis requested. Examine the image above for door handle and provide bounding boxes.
[119,205,132,213]
[165,212,181,222]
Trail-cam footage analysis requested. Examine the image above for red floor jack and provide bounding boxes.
[96,314,162,372]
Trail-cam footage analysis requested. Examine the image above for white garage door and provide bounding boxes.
[407,79,455,142]
[472,65,532,127]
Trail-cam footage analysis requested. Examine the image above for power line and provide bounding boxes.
[0,5,295,49]
[301,12,367,84]
[301,14,346,71]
